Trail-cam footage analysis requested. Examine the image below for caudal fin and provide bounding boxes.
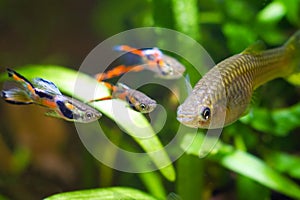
[7,68,36,95]
[1,88,33,105]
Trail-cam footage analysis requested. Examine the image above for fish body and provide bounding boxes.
[49,96,102,123]
[91,82,157,113]
[2,69,101,123]
[177,31,300,129]
[95,45,185,81]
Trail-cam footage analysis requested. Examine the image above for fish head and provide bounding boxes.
[127,90,157,113]
[176,90,227,129]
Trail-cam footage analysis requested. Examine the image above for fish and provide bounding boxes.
[95,45,186,81]
[177,31,300,129]
[90,82,157,113]
[2,68,101,123]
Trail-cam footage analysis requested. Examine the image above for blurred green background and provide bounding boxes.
[0,0,300,199]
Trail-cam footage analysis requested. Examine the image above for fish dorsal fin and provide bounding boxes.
[184,74,193,95]
[242,41,266,55]
[32,78,62,95]
[116,82,130,90]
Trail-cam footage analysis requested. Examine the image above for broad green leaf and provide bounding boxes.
[257,1,286,24]
[44,187,158,200]
[172,0,200,40]
[181,133,300,199]
[222,23,257,54]
[240,103,300,136]
[176,154,204,200]
[279,0,300,26]
[265,151,300,179]
[0,65,175,181]
[139,172,166,199]
[237,175,270,200]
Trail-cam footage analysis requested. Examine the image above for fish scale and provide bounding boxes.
[177,30,300,129]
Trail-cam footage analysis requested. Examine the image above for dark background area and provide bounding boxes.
[0,0,300,199]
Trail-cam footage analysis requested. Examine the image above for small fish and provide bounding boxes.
[90,82,157,113]
[177,31,300,129]
[95,45,185,81]
[2,68,101,123]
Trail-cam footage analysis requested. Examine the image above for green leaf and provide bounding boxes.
[0,65,176,181]
[172,0,200,40]
[44,187,158,200]
[236,175,270,200]
[257,1,286,24]
[240,103,300,136]
[222,23,257,54]
[265,151,300,179]
[279,0,300,26]
[176,154,204,200]
[139,172,166,199]
[181,133,300,199]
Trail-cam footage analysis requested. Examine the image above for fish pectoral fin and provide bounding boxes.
[1,89,33,104]
[45,110,61,118]
[242,40,266,55]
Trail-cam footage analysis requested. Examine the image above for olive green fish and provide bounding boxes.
[177,31,300,129]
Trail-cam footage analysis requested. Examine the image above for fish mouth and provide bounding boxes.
[148,103,157,113]
[176,114,199,128]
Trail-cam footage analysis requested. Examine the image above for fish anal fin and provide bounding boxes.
[88,96,112,102]
[45,110,61,118]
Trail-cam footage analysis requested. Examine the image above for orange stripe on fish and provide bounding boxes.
[41,98,57,108]
[95,65,144,81]
[7,68,36,95]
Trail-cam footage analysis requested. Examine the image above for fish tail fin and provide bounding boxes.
[285,31,300,85]
[1,88,33,105]
[6,68,36,95]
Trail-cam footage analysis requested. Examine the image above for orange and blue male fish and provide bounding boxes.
[90,81,157,113]
[1,68,101,123]
[95,45,186,81]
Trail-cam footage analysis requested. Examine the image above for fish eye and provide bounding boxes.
[140,103,147,110]
[85,112,93,119]
[200,107,210,121]
[167,64,173,73]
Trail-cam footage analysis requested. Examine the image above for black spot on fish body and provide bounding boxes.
[56,100,74,119]
[125,96,139,112]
